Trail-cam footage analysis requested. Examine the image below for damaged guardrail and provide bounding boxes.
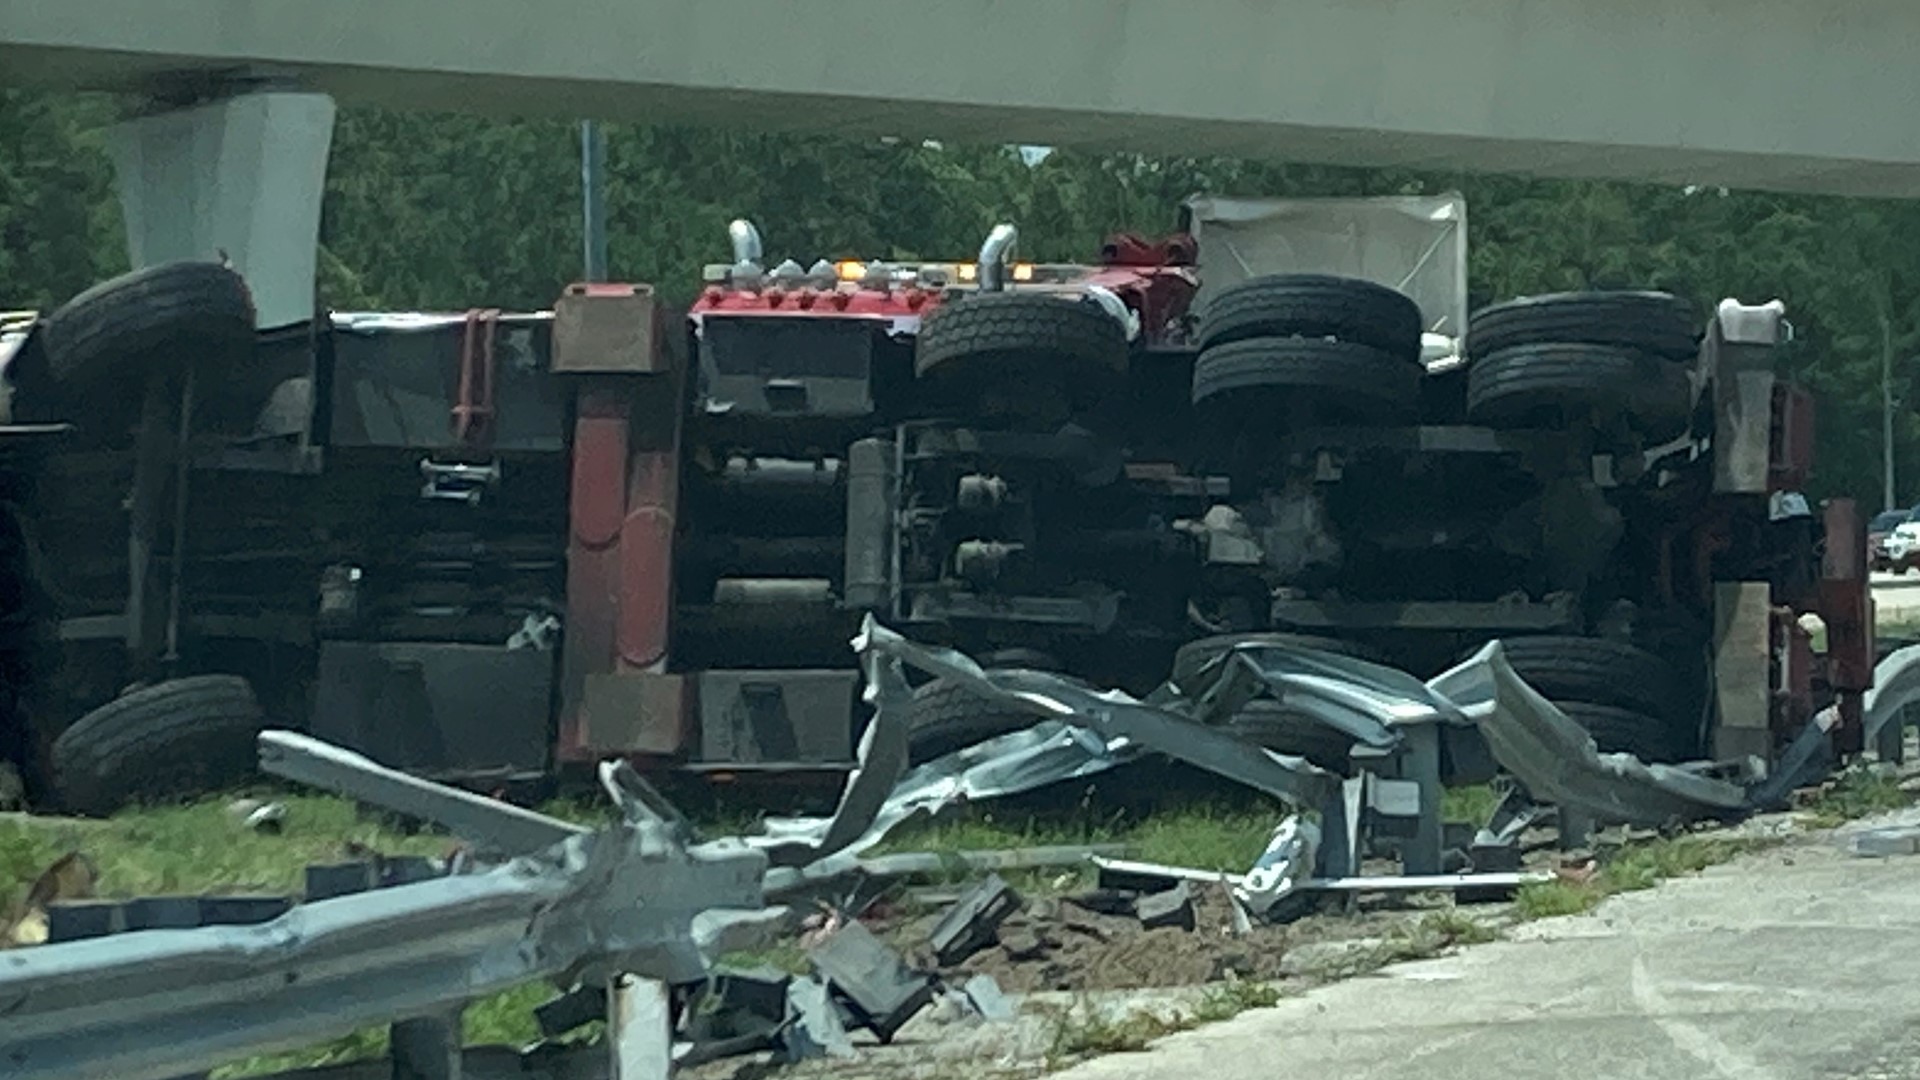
[0,742,780,1080]
[0,624,1028,1080]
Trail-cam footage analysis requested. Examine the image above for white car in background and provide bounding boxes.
[1885,521,1920,572]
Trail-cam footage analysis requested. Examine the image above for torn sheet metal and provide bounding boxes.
[1430,642,1747,828]
[1234,815,1320,915]
[1185,639,1467,750]
[750,637,916,868]
[761,618,1339,894]
[763,721,1133,897]
[259,731,586,856]
[860,618,1337,806]
[1862,644,1920,749]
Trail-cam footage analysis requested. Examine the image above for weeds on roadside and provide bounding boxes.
[1044,974,1285,1063]
[1190,973,1285,1021]
[1513,879,1601,919]
[1802,767,1912,828]
[1513,832,1773,919]
[1044,998,1193,1061]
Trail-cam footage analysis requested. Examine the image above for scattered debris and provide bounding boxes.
[782,974,855,1061]
[1236,816,1318,916]
[226,797,287,834]
[806,920,937,1043]
[1065,889,1137,917]
[961,973,1016,1022]
[1847,825,1920,857]
[999,926,1056,962]
[1136,882,1196,932]
[926,872,1022,965]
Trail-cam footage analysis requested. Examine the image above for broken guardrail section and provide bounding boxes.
[0,735,781,1080]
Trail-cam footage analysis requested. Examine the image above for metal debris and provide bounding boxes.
[927,872,1022,965]
[1430,642,1749,827]
[1136,881,1196,931]
[961,973,1016,1022]
[1235,816,1320,916]
[782,974,856,1060]
[1847,825,1920,857]
[0,731,780,1080]
[1864,645,1920,754]
[806,920,936,1043]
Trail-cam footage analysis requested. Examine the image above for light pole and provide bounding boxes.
[1881,308,1897,511]
[580,121,608,282]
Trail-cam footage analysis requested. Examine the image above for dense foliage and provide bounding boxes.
[6,87,1920,505]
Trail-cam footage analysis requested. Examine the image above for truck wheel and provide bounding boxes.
[52,675,266,817]
[1224,699,1355,771]
[1556,701,1691,763]
[42,262,255,437]
[905,676,1087,766]
[1465,343,1692,442]
[1171,632,1387,694]
[915,292,1128,379]
[1466,291,1699,361]
[1198,274,1424,361]
[1191,338,1420,419]
[1493,635,1689,724]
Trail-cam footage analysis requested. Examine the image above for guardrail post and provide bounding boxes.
[609,974,671,1079]
[392,1008,464,1080]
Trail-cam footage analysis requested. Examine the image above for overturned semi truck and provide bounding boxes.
[0,194,1870,814]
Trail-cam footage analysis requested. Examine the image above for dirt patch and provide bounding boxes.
[862,883,1411,993]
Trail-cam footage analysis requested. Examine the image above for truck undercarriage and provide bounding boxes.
[0,195,1872,815]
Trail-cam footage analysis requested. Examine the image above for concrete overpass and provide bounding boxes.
[5,0,1919,321]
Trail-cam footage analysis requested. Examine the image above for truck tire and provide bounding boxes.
[1224,699,1355,771]
[1556,701,1690,763]
[905,678,1078,766]
[1172,632,1387,694]
[1198,274,1424,361]
[42,262,255,436]
[1493,635,1688,724]
[915,292,1128,378]
[1191,338,1420,418]
[1465,343,1692,442]
[52,675,266,817]
[1466,291,1699,361]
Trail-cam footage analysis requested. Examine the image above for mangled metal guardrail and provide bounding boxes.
[1432,641,1750,829]
[1864,644,1920,758]
[0,742,783,1080]
[829,622,1787,866]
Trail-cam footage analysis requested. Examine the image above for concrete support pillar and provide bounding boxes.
[107,91,335,330]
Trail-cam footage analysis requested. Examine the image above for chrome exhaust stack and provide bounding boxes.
[727,219,764,266]
[977,223,1018,292]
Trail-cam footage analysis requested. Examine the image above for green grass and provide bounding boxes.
[869,802,1288,894]
[1512,879,1599,919]
[0,796,561,1079]
[0,795,448,903]
[1802,766,1913,828]
[1441,784,1502,827]
[1513,833,1769,919]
